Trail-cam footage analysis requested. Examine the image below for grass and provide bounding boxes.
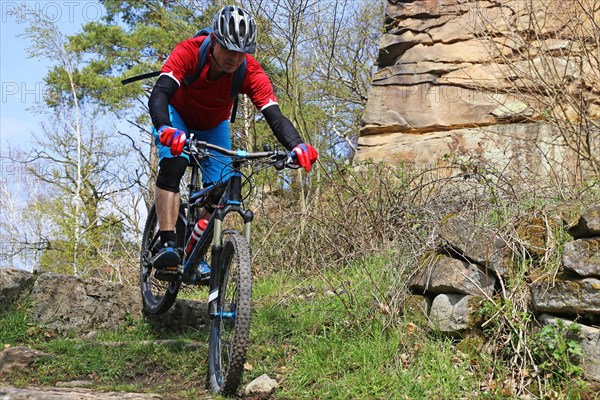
[246,260,497,400]
[0,301,31,345]
[0,301,210,399]
[1,255,595,399]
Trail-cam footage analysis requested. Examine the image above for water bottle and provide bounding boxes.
[186,218,208,255]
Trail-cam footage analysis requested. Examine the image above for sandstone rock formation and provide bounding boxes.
[358,0,600,182]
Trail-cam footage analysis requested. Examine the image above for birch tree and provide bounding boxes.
[2,7,138,278]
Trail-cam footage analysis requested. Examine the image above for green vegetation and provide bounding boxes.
[249,264,491,400]
[534,320,584,379]
[2,239,596,399]
[2,1,600,399]
[0,302,31,345]
[0,258,490,399]
[4,158,599,398]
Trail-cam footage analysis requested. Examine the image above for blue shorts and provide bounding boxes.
[153,105,233,186]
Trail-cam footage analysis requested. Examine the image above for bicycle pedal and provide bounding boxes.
[184,269,210,286]
[153,265,182,281]
[197,273,210,286]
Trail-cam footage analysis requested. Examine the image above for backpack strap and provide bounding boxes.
[229,59,247,123]
[126,27,248,123]
[123,29,212,86]
[231,59,246,100]
[183,32,211,86]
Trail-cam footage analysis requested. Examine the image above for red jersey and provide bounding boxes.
[160,36,278,131]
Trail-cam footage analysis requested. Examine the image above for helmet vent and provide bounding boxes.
[212,5,257,54]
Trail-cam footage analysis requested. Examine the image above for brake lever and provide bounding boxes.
[286,155,300,169]
[272,153,299,170]
[185,139,209,160]
[274,160,286,170]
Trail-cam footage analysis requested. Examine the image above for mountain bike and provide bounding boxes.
[139,137,296,395]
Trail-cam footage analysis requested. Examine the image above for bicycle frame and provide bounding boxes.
[181,140,291,318]
[185,164,252,318]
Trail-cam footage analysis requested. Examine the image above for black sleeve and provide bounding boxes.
[261,105,303,151]
[148,75,180,130]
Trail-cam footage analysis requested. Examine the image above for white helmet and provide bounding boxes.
[212,5,257,54]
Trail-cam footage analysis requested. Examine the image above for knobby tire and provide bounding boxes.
[208,232,252,396]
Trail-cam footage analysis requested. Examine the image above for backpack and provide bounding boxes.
[121,28,246,123]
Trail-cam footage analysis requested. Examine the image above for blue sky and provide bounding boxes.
[1,1,106,153]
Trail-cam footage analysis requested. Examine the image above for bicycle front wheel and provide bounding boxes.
[207,232,252,396]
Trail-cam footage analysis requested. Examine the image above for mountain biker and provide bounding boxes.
[148,5,318,279]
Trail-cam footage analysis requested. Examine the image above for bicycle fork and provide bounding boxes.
[207,170,253,320]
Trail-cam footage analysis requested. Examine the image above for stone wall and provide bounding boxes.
[406,205,600,382]
[357,0,600,181]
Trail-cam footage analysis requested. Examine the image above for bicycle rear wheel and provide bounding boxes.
[139,204,184,315]
[207,232,252,396]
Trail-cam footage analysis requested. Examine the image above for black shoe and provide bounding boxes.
[152,241,181,281]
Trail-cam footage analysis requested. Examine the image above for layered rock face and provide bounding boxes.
[358,0,599,180]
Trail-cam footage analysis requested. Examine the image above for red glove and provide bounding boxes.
[158,126,186,156]
[292,143,318,172]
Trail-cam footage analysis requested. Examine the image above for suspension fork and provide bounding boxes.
[207,167,254,318]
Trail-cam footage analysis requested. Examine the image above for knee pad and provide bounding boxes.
[156,157,188,193]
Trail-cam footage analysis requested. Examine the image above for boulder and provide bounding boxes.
[429,293,483,334]
[538,314,600,382]
[561,238,600,278]
[244,374,278,395]
[0,347,51,377]
[409,253,496,296]
[531,277,600,315]
[438,215,510,276]
[0,268,36,307]
[568,206,600,239]
[27,272,142,335]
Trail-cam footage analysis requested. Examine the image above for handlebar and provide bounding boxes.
[184,138,299,169]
